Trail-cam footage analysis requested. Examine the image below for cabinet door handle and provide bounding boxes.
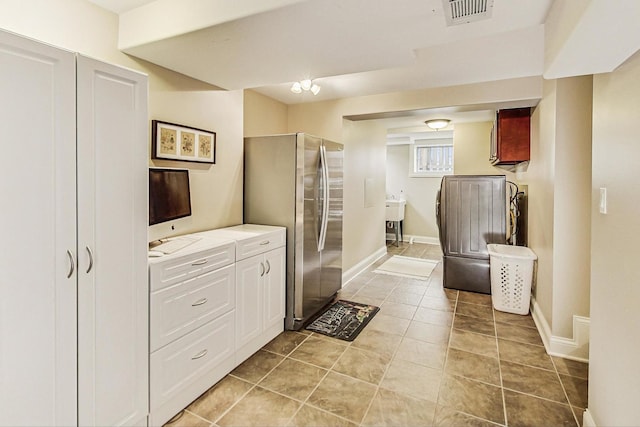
[260,262,265,277]
[85,246,94,273]
[191,349,208,360]
[260,240,270,246]
[191,298,208,307]
[191,259,208,266]
[66,250,75,278]
[265,260,271,274]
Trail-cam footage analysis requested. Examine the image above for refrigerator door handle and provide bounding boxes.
[318,144,329,252]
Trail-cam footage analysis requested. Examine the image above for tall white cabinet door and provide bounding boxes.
[0,30,77,427]
[76,55,149,427]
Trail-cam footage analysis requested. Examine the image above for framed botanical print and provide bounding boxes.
[151,120,216,163]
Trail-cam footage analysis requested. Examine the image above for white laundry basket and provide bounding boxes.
[487,244,537,315]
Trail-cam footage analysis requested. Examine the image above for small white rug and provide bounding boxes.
[374,255,438,279]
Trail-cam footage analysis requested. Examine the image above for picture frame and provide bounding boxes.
[151,120,216,164]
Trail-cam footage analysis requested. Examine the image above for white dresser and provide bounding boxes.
[148,225,286,426]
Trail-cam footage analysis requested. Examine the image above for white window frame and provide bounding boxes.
[409,141,454,178]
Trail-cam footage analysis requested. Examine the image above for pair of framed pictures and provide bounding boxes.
[151,120,216,164]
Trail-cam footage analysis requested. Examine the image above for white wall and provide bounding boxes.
[0,0,245,236]
[588,50,640,425]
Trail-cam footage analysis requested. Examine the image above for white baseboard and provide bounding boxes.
[530,297,590,362]
[342,246,387,286]
[582,409,596,427]
[384,233,440,245]
[405,234,440,245]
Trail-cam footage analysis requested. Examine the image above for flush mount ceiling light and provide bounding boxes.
[425,119,451,130]
[291,79,321,95]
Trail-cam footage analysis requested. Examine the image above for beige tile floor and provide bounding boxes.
[165,242,588,427]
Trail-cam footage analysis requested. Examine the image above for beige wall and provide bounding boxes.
[523,76,592,348]
[384,122,517,242]
[588,50,640,425]
[341,120,388,272]
[526,81,557,327]
[286,78,542,272]
[0,0,245,236]
[244,90,288,137]
[385,144,441,241]
[551,76,592,338]
[453,122,518,179]
[288,77,543,142]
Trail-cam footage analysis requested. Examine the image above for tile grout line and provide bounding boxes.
[549,354,582,426]
[434,286,458,424]
[494,305,509,427]
[358,243,435,426]
[211,332,316,425]
[356,258,405,427]
[283,333,356,425]
[182,243,447,427]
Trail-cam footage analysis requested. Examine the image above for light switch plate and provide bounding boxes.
[599,188,607,214]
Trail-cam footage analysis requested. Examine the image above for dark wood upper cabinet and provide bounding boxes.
[490,108,531,165]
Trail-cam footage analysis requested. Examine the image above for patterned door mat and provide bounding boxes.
[305,300,379,342]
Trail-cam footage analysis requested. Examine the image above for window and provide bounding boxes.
[411,143,454,177]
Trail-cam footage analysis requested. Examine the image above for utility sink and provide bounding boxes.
[385,199,406,221]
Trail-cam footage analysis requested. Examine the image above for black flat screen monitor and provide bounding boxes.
[149,168,192,226]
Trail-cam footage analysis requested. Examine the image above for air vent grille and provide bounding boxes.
[442,0,494,26]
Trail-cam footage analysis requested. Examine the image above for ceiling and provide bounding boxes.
[91,0,551,102]
[88,0,629,137]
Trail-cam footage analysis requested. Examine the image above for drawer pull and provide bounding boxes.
[192,349,208,360]
[191,259,208,266]
[191,298,208,307]
[260,240,270,246]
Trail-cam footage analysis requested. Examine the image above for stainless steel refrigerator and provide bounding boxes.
[436,175,506,294]
[243,133,343,330]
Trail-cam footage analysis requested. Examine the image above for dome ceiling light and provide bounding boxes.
[425,119,451,130]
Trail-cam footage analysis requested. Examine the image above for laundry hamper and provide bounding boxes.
[487,244,537,315]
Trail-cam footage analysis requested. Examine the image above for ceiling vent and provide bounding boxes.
[442,0,494,26]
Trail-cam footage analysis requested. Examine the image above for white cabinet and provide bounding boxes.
[196,225,286,364]
[235,247,286,361]
[0,30,148,427]
[148,225,285,425]
[148,238,237,427]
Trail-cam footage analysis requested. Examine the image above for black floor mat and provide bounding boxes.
[305,300,380,342]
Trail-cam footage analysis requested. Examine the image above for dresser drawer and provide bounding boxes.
[195,225,286,261]
[234,230,285,261]
[150,264,235,352]
[149,240,235,291]
[150,311,235,410]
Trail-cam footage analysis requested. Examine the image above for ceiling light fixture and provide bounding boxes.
[291,79,321,95]
[425,119,450,130]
